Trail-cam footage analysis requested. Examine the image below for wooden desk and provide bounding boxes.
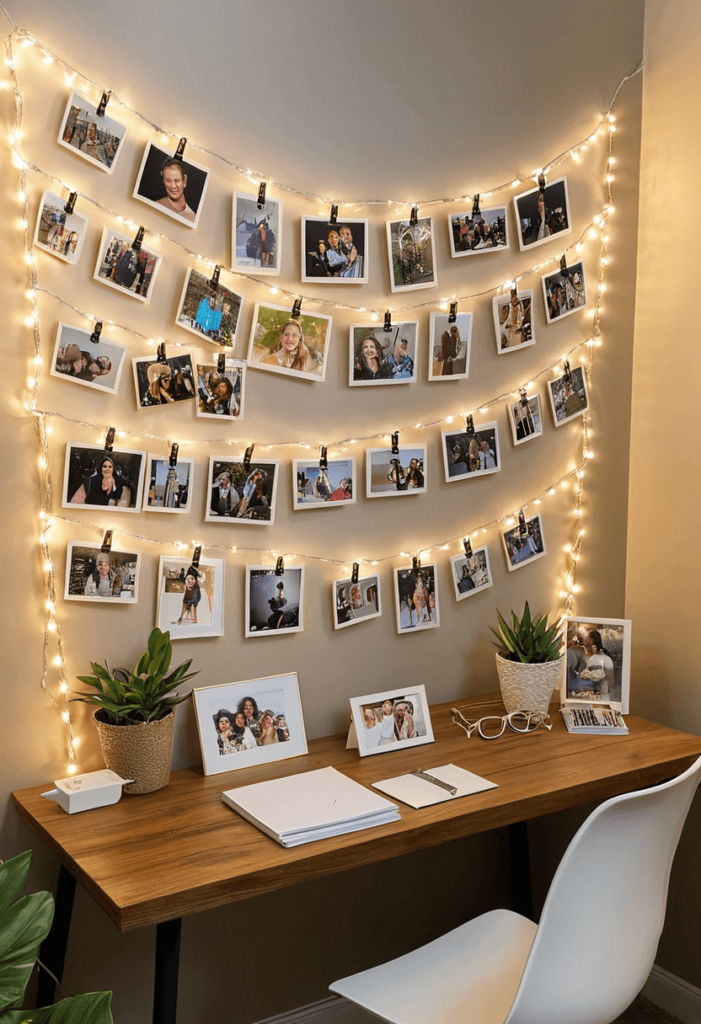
[12,701,701,1022]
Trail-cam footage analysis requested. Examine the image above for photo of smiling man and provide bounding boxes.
[134,142,210,229]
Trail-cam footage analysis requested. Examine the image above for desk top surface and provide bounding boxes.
[12,699,701,931]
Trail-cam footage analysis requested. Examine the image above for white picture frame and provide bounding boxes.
[333,574,382,630]
[245,566,305,637]
[349,685,434,757]
[155,556,225,640]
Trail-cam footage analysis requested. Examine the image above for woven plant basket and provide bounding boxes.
[94,708,174,795]
[495,653,565,715]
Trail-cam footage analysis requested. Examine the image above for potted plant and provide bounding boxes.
[73,627,198,794]
[490,602,565,714]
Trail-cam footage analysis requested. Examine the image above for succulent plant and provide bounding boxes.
[490,602,564,664]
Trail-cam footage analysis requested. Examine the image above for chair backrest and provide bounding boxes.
[505,754,701,1024]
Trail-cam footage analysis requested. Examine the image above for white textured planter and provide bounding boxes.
[94,709,174,795]
[495,653,565,714]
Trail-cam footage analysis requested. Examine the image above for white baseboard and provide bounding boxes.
[255,995,375,1024]
[643,964,701,1024]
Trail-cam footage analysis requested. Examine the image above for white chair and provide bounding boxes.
[330,755,701,1024]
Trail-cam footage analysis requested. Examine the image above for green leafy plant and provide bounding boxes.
[490,602,564,664]
[73,627,198,726]
[0,850,113,1023]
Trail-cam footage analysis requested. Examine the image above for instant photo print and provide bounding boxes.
[302,218,368,283]
[448,204,508,258]
[449,546,493,601]
[245,567,304,637]
[233,191,282,275]
[394,564,439,633]
[386,216,437,293]
[333,574,381,630]
[65,542,140,603]
[196,359,245,420]
[57,89,127,173]
[142,454,194,514]
[62,443,145,513]
[94,228,162,303]
[132,354,195,410]
[133,141,210,228]
[350,322,419,386]
[366,446,426,497]
[508,394,543,446]
[156,556,224,640]
[548,365,589,426]
[293,458,355,509]
[50,322,126,394]
[492,289,535,354]
[428,312,472,381]
[542,261,587,323]
[247,301,332,382]
[442,422,500,481]
[34,191,88,265]
[502,514,546,572]
[175,267,243,348]
[561,617,632,713]
[206,457,279,525]
[514,176,571,251]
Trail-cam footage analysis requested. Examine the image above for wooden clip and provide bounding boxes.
[390,432,399,455]
[104,427,115,452]
[169,443,179,466]
[100,530,113,553]
[89,321,103,344]
[132,226,145,253]
[257,182,267,209]
[274,556,285,576]
[448,301,458,323]
[319,446,328,470]
[351,562,359,584]
[243,444,254,470]
[96,91,111,117]
[64,191,78,215]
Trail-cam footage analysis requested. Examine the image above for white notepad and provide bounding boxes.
[372,763,498,809]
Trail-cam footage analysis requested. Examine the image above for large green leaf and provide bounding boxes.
[1,990,113,1023]
[0,853,31,918]
[0,891,54,1012]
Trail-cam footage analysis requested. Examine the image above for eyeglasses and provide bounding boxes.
[450,703,552,740]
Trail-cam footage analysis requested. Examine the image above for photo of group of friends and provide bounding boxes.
[63,443,146,513]
[502,513,546,571]
[350,323,419,385]
[547,365,589,426]
[64,542,139,602]
[176,268,243,348]
[333,574,381,629]
[428,312,472,380]
[542,261,587,323]
[514,177,571,251]
[245,567,304,636]
[350,685,433,757]
[366,446,426,497]
[442,424,500,481]
[563,617,631,712]
[206,459,278,525]
[144,455,194,514]
[50,323,126,393]
[212,694,290,756]
[247,302,331,382]
[386,216,437,292]
[94,228,161,303]
[34,191,88,265]
[156,556,224,640]
[196,358,245,420]
[233,192,282,274]
[508,394,543,445]
[58,90,127,173]
[394,565,439,633]
[448,204,508,258]
[133,354,195,409]
[449,546,493,601]
[293,458,355,509]
[493,289,535,354]
[302,218,368,283]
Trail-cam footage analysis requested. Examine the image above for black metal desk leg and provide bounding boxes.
[37,862,76,1007]
[509,820,533,921]
[154,917,182,1024]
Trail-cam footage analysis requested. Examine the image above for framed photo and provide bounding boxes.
[196,358,246,420]
[547,365,589,426]
[175,267,243,348]
[192,672,308,776]
[349,322,418,386]
[508,394,543,446]
[349,685,434,757]
[492,289,535,354]
[133,142,210,228]
[333,574,381,630]
[206,457,279,525]
[293,457,355,509]
[366,446,426,498]
[34,191,88,265]
[448,204,508,258]
[57,89,127,173]
[562,617,632,714]
[428,313,472,381]
[247,301,331,382]
[64,542,140,603]
[302,217,368,283]
[449,546,493,602]
[142,453,194,514]
[514,176,571,251]
[542,261,587,323]
[155,556,225,640]
[502,514,546,572]
[94,228,162,303]
[394,564,439,633]
[386,216,436,292]
[245,567,304,637]
[132,353,195,410]
[62,443,145,513]
[233,191,282,275]
[442,422,500,481]
[50,322,126,394]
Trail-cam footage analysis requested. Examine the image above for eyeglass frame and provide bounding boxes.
[450,703,552,740]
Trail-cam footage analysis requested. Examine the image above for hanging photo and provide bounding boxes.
[64,542,140,603]
[333,574,382,630]
[394,564,439,633]
[232,191,282,275]
[142,453,194,514]
[57,89,127,173]
[366,445,427,498]
[94,228,162,303]
[156,556,225,640]
[205,457,279,525]
[386,215,437,292]
[62,442,145,513]
[132,353,195,409]
[442,422,500,481]
[301,217,368,283]
[492,288,535,354]
[133,141,210,228]
[348,685,433,757]
[247,301,332,382]
[50,322,126,394]
[196,358,245,420]
[514,176,571,251]
[293,457,355,509]
[547,365,589,426]
[245,566,305,637]
[428,312,472,381]
[448,204,508,258]
[349,322,419,386]
[34,191,88,265]
[542,261,587,323]
[175,267,243,348]
[561,617,632,713]
[449,546,493,601]
[501,513,546,572]
[508,393,543,446]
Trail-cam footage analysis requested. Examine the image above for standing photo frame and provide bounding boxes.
[348,685,434,757]
[562,617,632,713]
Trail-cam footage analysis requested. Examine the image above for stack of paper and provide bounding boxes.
[222,765,400,847]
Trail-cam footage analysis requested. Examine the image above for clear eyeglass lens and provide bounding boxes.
[479,716,507,739]
[509,712,536,732]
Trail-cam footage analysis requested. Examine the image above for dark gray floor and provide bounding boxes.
[614,995,684,1024]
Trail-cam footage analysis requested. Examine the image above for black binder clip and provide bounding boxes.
[559,254,569,279]
[169,443,179,466]
[351,562,359,584]
[257,182,267,209]
[383,310,392,332]
[410,205,419,226]
[518,510,528,537]
[274,556,285,576]
[448,301,458,323]
[101,530,113,553]
[412,555,421,574]
[243,444,254,470]
[291,298,302,320]
[329,204,338,225]
[319,446,328,470]
[64,191,78,215]
[191,545,202,570]
[132,226,145,253]
[519,388,529,407]
[157,342,167,363]
[174,137,187,160]
[217,352,226,374]
[390,432,399,455]
[465,415,474,436]
[96,91,111,118]
[210,264,221,290]
[564,360,573,386]
[538,173,546,192]
[471,194,481,218]
[104,427,115,452]
[463,537,473,558]
[89,321,103,344]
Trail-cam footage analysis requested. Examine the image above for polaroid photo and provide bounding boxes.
[175,267,243,348]
[196,358,246,421]
[449,546,493,602]
[132,353,195,410]
[508,393,543,446]
[442,422,500,482]
[293,457,355,509]
[94,228,162,303]
[502,514,546,572]
[142,453,194,514]
[561,617,632,714]
[349,322,419,386]
[247,301,332,382]
[133,142,210,228]
[348,685,434,757]
[333,574,381,630]
[64,542,140,603]
[302,217,368,283]
[206,457,279,525]
[493,289,535,354]
[514,176,571,252]
[394,563,439,634]
[57,89,127,173]
[542,261,587,323]
[34,191,88,265]
[245,567,304,637]
[547,365,589,427]
[448,204,508,258]
[233,191,282,275]
[428,312,472,381]
[386,216,437,293]
[366,446,426,498]
[193,672,308,776]
[156,556,224,640]
[50,322,126,394]
[62,442,145,513]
